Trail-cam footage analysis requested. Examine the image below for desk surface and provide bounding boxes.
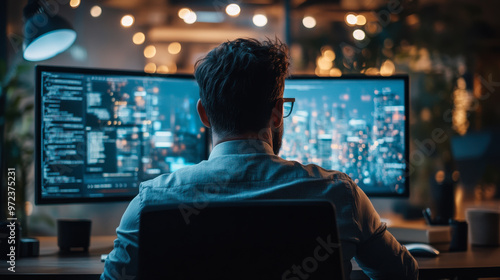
[0,236,110,279]
[1,236,500,279]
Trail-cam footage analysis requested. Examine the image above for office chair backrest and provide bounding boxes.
[138,200,344,280]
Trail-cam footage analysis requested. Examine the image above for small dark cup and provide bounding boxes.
[57,219,92,252]
[449,220,468,252]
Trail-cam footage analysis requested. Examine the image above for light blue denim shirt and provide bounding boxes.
[101,139,418,280]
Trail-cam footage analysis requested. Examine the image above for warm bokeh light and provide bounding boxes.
[457,77,467,89]
[90,5,102,17]
[345,13,357,26]
[406,14,420,26]
[184,11,197,24]
[452,80,471,136]
[253,14,268,27]
[70,0,80,8]
[178,8,191,19]
[455,186,464,220]
[380,59,395,76]
[365,22,381,34]
[25,201,33,216]
[144,45,156,58]
[226,4,241,17]
[315,67,329,77]
[322,49,336,61]
[353,29,366,40]
[168,63,177,74]
[317,56,333,70]
[364,67,380,75]
[356,15,367,25]
[144,63,157,73]
[420,107,432,122]
[329,68,342,77]
[302,16,316,28]
[133,32,145,45]
[435,170,445,184]
[157,65,169,74]
[384,38,394,49]
[168,42,182,54]
[121,15,135,27]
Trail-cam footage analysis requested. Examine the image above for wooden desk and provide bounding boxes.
[351,245,500,280]
[414,246,500,279]
[1,236,500,279]
[0,236,111,279]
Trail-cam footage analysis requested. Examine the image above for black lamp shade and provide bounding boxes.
[23,13,76,61]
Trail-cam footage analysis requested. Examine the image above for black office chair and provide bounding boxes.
[138,200,344,280]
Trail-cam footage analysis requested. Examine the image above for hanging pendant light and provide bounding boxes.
[23,0,77,61]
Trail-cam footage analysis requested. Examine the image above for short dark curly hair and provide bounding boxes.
[194,38,289,137]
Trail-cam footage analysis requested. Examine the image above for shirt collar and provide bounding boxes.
[208,139,274,160]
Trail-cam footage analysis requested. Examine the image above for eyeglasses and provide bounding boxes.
[283,98,295,118]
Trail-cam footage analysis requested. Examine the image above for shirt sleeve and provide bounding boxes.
[351,182,419,280]
[101,195,142,280]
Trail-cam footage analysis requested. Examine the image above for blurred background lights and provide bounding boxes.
[133,32,145,45]
[121,15,135,27]
[69,0,80,8]
[322,48,336,61]
[90,5,102,17]
[168,42,182,54]
[345,13,357,26]
[69,45,88,61]
[353,29,366,40]
[225,4,241,17]
[178,8,192,19]
[435,170,446,184]
[25,201,33,217]
[365,67,380,75]
[144,45,156,58]
[144,63,157,73]
[329,68,342,77]
[380,59,396,76]
[183,11,197,24]
[317,56,333,70]
[302,16,316,28]
[356,15,366,25]
[253,14,267,27]
[157,65,169,74]
[365,22,381,34]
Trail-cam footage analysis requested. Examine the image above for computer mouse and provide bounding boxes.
[405,243,440,257]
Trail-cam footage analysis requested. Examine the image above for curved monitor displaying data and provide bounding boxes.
[35,67,409,204]
[35,66,208,204]
[281,76,409,197]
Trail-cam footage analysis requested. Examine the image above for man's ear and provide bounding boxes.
[271,98,284,129]
[197,99,211,128]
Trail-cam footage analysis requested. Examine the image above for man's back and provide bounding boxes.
[102,140,418,279]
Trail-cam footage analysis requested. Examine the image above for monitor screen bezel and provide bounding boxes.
[35,65,209,204]
[284,74,410,197]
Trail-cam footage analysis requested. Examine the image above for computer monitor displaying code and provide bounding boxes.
[281,76,409,196]
[35,66,207,204]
